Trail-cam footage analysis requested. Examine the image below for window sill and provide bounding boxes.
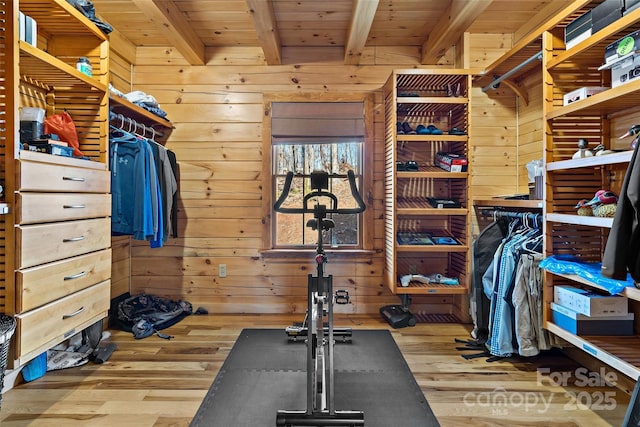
[261,248,378,261]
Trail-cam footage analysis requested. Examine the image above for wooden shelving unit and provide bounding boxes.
[542,7,640,381]
[383,69,472,298]
[1,0,112,369]
[474,0,595,104]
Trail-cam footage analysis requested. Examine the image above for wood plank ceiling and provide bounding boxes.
[91,0,572,66]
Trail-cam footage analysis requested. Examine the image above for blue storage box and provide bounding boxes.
[551,302,634,336]
[22,352,47,382]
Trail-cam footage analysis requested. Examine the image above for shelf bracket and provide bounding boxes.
[481,50,543,101]
[498,79,530,106]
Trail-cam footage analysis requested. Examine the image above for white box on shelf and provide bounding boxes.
[601,52,640,88]
[554,285,628,316]
[563,87,608,105]
[551,302,634,335]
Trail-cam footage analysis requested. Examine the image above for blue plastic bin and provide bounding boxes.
[22,351,47,382]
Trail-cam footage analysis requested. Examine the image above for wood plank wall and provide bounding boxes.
[114,35,533,315]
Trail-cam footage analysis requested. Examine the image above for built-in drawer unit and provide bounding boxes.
[15,217,111,269]
[16,249,112,312]
[17,160,110,193]
[15,280,111,360]
[16,193,111,224]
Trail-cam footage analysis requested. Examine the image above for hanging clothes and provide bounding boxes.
[110,129,154,240]
[150,143,178,245]
[602,140,640,282]
[511,252,550,356]
[470,218,509,343]
[477,214,546,359]
[109,124,178,247]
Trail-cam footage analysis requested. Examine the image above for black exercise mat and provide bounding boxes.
[190,328,440,427]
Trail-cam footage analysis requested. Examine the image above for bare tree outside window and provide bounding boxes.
[271,102,364,248]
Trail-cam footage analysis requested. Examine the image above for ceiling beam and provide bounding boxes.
[131,0,205,65]
[421,0,494,65]
[246,0,282,65]
[344,0,380,65]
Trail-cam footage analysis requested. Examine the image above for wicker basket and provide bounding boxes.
[0,315,16,410]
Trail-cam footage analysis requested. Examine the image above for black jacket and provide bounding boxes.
[601,142,640,282]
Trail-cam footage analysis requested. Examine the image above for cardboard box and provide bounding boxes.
[565,10,592,49]
[435,152,467,172]
[551,302,634,335]
[605,29,640,65]
[554,285,628,316]
[563,87,608,105]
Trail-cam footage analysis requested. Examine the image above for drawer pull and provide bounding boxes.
[63,204,86,209]
[64,271,88,280]
[62,176,85,182]
[63,236,86,242]
[62,306,85,319]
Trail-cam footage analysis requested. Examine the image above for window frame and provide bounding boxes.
[262,92,374,256]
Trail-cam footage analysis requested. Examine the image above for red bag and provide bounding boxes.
[44,111,84,157]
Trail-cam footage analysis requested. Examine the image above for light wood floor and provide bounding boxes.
[0,314,631,426]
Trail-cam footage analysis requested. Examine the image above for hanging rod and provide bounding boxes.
[108,110,164,139]
[482,50,543,92]
[479,209,543,227]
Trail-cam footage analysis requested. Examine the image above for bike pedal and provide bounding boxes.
[286,325,303,336]
[335,289,350,304]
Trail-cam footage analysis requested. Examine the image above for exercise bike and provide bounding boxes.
[274,169,366,427]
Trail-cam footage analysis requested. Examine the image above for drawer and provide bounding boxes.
[16,280,110,358]
[16,193,111,224]
[17,249,111,312]
[17,160,110,193]
[16,217,111,269]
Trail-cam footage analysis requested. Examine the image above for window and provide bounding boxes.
[269,101,367,249]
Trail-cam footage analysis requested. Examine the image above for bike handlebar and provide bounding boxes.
[274,170,366,214]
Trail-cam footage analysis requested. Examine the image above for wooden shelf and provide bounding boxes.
[547,79,640,119]
[546,213,613,228]
[396,198,466,214]
[396,244,468,253]
[394,282,468,295]
[547,150,633,170]
[473,198,543,209]
[547,7,640,70]
[397,207,468,216]
[397,96,468,105]
[549,271,640,300]
[396,134,467,142]
[19,42,107,92]
[20,0,107,41]
[546,322,640,380]
[397,169,467,179]
[109,95,173,129]
[475,1,595,90]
